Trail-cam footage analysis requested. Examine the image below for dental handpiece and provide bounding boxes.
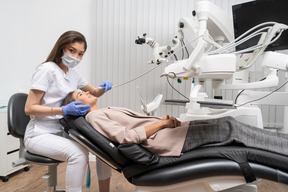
[95,64,160,91]
[96,86,105,90]
[95,85,116,90]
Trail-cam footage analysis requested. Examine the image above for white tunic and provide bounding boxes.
[24,62,87,139]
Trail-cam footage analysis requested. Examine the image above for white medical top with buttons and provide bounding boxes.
[25,62,87,138]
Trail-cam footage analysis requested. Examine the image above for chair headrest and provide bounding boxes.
[60,115,131,165]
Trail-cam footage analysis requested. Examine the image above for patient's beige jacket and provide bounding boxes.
[85,106,189,156]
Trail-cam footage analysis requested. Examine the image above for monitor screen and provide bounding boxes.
[232,0,288,51]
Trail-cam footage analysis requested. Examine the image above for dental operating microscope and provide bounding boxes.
[135,0,288,129]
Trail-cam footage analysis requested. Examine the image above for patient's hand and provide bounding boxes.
[161,115,181,128]
[145,115,181,138]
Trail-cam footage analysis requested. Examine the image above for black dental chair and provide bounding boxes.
[8,93,64,192]
[60,115,288,192]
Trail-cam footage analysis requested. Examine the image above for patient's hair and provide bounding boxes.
[62,91,75,106]
[45,31,87,64]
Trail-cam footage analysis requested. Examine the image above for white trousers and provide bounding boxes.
[25,132,89,192]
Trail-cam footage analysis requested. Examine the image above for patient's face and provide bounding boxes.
[72,91,97,106]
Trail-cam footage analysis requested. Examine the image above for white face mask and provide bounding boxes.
[61,52,81,69]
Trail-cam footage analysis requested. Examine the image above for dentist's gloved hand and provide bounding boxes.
[62,101,90,116]
[100,81,113,92]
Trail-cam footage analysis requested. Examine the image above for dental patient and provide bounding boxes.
[63,91,288,157]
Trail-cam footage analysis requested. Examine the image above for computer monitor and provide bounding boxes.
[232,0,288,51]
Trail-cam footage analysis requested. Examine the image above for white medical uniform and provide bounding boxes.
[24,62,89,192]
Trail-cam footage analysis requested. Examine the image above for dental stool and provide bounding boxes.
[8,93,64,192]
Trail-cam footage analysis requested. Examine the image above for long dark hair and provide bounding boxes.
[62,91,75,106]
[45,31,87,64]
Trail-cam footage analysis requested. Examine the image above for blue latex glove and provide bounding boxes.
[62,101,90,116]
[100,81,113,92]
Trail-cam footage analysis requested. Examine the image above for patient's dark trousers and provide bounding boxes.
[182,116,288,156]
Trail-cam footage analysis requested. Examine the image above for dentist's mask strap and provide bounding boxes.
[61,52,81,69]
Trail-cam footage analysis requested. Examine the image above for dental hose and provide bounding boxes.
[96,64,160,90]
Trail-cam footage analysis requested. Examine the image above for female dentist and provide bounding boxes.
[24,30,112,192]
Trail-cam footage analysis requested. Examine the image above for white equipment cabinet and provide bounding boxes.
[0,109,29,182]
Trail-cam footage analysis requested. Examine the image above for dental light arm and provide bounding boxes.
[135,33,183,64]
[135,16,200,65]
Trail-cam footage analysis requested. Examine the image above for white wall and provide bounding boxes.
[0,0,96,103]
